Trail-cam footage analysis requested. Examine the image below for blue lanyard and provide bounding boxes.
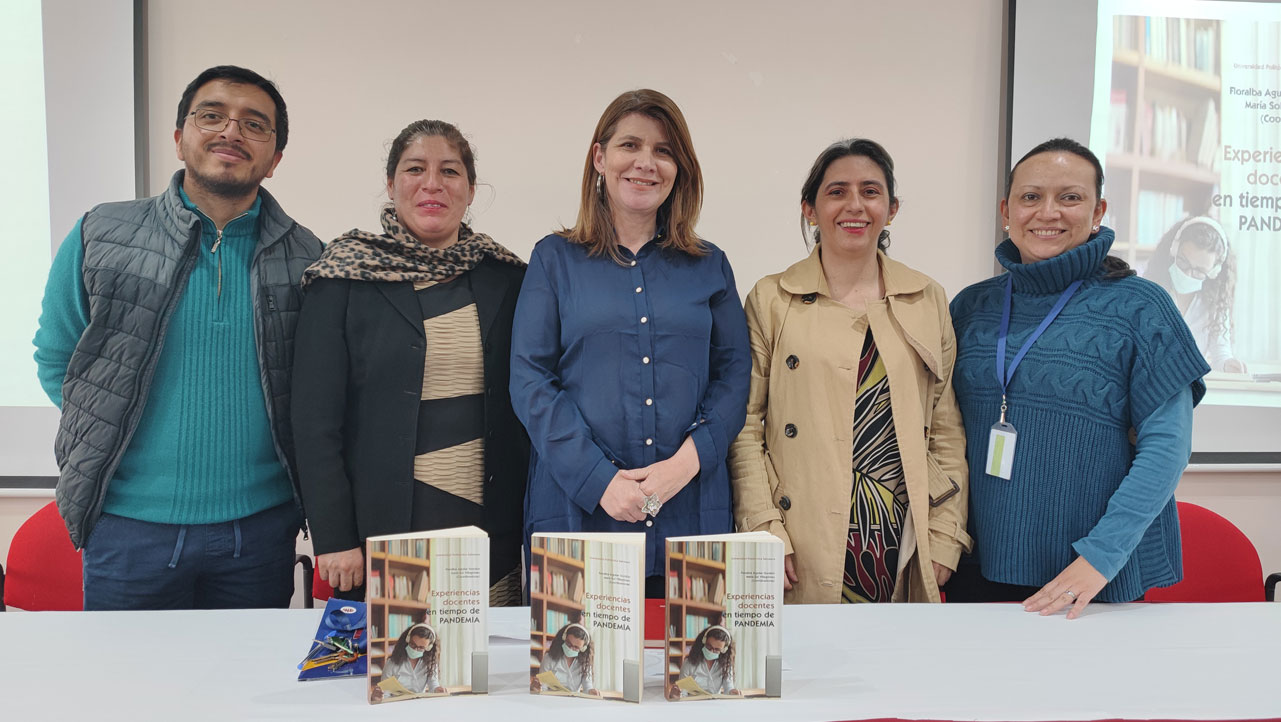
[995,276,1081,423]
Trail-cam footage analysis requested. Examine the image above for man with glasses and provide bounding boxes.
[33,65,322,610]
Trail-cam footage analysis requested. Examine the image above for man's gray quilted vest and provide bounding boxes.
[54,172,322,549]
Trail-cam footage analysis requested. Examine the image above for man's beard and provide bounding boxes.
[186,164,261,199]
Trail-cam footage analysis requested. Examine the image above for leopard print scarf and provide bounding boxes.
[302,206,525,287]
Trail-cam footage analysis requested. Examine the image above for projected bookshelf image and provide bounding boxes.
[367,538,431,670]
[528,536,586,675]
[665,541,726,689]
[1102,11,1281,392]
[1106,16,1222,269]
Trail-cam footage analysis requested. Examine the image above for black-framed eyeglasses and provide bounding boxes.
[1173,253,1213,281]
[187,109,275,142]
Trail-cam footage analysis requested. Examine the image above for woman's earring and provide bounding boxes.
[596,173,604,195]
[1003,225,1010,232]
[1092,225,1100,233]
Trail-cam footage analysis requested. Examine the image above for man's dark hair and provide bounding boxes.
[176,65,289,151]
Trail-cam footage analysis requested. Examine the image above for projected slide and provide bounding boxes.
[0,0,133,478]
[0,0,52,408]
[1092,0,1281,409]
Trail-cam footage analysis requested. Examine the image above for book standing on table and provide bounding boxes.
[666,532,783,700]
[366,526,489,704]
[530,532,644,703]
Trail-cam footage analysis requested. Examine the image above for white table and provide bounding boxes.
[3,603,1278,720]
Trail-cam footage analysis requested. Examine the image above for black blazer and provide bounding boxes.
[291,257,529,583]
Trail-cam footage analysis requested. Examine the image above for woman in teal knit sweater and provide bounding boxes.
[947,138,1208,617]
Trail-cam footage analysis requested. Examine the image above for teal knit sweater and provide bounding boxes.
[949,229,1208,602]
[33,191,291,525]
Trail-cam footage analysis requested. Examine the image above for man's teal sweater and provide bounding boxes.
[33,191,291,525]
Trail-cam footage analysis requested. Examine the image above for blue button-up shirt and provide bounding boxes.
[511,234,751,576]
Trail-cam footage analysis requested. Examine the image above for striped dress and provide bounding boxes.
[413,276,521,606]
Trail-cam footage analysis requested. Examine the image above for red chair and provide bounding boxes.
[1145,501,1278,603]
[2,501,83,611]
[312,564,335,606]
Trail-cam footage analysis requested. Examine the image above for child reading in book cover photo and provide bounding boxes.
[669,624,741,699]
[371,623,446,702]
[532,622,599,696]
[1143,215,1244,373]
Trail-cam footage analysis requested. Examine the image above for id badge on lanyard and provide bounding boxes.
[986,276,1081,480]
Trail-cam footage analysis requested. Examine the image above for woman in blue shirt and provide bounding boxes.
[510,89,751,593]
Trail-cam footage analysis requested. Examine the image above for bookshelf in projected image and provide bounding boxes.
[665,541,726,688]
[528,538,586,675]
[1107,16,1222,272]
[367,539,431,673]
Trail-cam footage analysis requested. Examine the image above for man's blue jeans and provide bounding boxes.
[82,502,301,610]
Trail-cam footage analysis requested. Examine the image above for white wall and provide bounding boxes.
[144,0,1000,299]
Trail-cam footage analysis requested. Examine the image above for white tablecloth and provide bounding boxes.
[3,602,1278,720]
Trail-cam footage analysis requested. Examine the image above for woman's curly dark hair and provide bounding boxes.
[687,625,734,681]
[1144,216,1235,345]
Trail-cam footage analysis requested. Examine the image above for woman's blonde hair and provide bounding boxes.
[559,89,705,264]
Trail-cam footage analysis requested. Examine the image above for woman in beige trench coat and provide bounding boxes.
[728,139,971,604]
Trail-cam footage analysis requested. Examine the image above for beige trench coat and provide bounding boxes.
[728,248,971,603]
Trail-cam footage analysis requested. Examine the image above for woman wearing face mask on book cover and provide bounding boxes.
[1144,215,1245,373]
[373,623,444,700]
[532,622,598,695]
[669,624,740,698]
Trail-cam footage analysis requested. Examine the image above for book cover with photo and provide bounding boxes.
[529,532,644,703]
[665,532,783,701]
[365,526,488,704]
[1099,5,1281,385]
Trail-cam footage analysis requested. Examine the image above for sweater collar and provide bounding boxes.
[996,226,1114,294]
[779,245,929,299]
[178,184,261,239]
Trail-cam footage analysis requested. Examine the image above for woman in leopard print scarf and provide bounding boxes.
[302,205,523,287]
[293,120,530,614]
